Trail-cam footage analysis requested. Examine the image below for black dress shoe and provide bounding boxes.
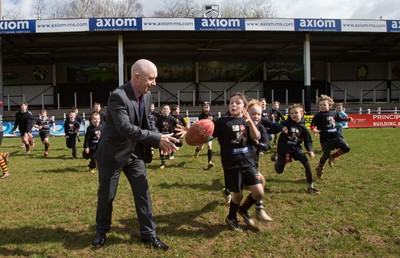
[92,232,106,247]
[141,236,169,250]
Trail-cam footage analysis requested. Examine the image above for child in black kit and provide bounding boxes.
[193,101,215,169]
[214,93,272,231]
[311,95,353,179]
[179,93,273,231]
[64,112,80,159]
[246,99,273,221]
[274,103,319,194]
[170,105,186,160]
[171,104,187,128]
[92,102,106,125]
[34,109,55,156]
[83,113,103,173]
[155,104,178,169]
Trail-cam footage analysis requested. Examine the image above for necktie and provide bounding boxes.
[138,96,144,120]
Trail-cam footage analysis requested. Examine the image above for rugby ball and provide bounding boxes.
[185,119,214,146]
[0,101,3,107]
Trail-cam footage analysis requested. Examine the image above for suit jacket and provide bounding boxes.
[95,82,160,169]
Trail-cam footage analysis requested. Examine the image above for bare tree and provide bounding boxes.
[49,0,71,19]
[1,8,22,20]
[64,0,96,18]
[91,0,143,17]
[221,0,277,18]
[32,0,47,19]
[55,0,143,18]
[152,0,201,18]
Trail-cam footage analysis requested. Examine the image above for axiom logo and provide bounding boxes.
[389,20,400,29]
[298,19,336,28]
[0,20,30,30]
[200,18,241,27]
[95,18,138,27]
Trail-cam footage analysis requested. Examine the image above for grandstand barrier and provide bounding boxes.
[4,112,398,139]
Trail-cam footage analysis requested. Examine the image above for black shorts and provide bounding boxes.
[39,131,50,141]
[321,137,350,153]
[224,165,261,193]
[19,130,28,136]
[276,149,308,173]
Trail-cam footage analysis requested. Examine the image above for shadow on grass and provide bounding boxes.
[0,226,98,256]
[117,200,225,240]
[41,166,87,173]
[267,178,307,184]
[147,162,202,170]
[156,178,224,193]
[7,151,73,160]
[0,201,224,255]
[35,155,75,160]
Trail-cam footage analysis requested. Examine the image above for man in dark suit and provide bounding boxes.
[92,59,178,250]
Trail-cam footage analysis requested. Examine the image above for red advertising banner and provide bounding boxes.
[348,114,400,128]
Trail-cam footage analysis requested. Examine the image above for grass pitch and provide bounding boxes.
[0,128,399,257]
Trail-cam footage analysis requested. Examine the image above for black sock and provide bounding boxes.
[227,201,239,220]
[207,150,212,162]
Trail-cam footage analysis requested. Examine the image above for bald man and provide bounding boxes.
[92,59,178,250]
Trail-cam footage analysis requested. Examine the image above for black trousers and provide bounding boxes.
[95,156,156,238]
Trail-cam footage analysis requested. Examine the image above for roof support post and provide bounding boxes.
[118,34,124,86]
[387,61,392,103]
[303,33,311,113]
[195,62,199,106]
[326,62,331,101]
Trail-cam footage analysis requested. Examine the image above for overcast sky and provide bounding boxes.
[2,0,400,20]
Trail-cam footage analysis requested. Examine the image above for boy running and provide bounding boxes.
[92,102,107,125]
[274,104,319,194]
[155,105,178,169]
[246,99,273,221]
[178,93,272,231]
[193,101,215,169]
[170,105,186,160]
[83,113,103,173]
[12,102,35,154]
[34,110,56,156]
[311,95,353,179]
[335,103,348,137]
[64,112,80,159]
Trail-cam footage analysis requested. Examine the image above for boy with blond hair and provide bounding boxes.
[311,95,353,179]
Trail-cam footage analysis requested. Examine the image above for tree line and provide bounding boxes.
[3,0,277,20]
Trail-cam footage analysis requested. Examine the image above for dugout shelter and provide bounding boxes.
[1,17,400,113]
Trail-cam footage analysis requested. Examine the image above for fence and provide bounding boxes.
[2,82,400,111]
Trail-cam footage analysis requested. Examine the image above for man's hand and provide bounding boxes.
[159,133,179,154]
